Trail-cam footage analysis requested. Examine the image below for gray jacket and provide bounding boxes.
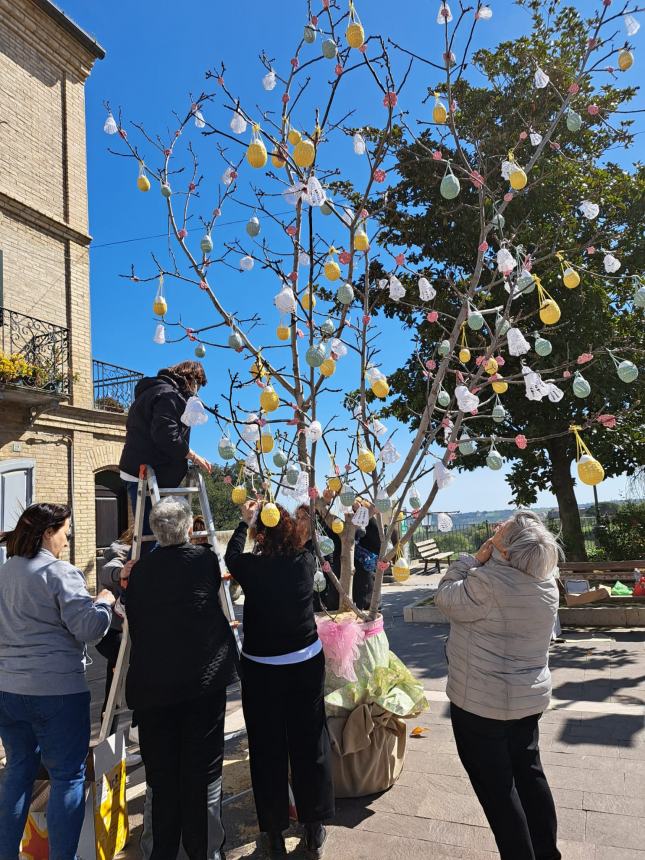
[100,540,130,631]
[435,550,559,721]
[0,549,112,695]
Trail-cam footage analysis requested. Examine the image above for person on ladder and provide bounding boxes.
[119,361,212,554]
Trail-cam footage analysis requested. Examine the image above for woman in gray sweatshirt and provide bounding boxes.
[0,503,114,860]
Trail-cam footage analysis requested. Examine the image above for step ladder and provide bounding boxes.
[98,463,241,743]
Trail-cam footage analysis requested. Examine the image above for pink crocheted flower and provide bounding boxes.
[427,311,439,323]
[395,253,406,266]
[563,370,572,379]
[587,103,600,116]
[598,414,617,429]
[282,93,290,104]
[377,560,390,572]
[308,487,319,500]
[519,131,528,140]
[447,442,458,452]
[515,434,528,450]
[335,64,343,76]
[383,91,398,108]
[433,150,443,160]
[373,168,386,183]
[568,83,580,94]
[426,359,437,371]
[339,251,351,265]
[479,241,489,252]
[322,561,332,573]
[577,352,593,364]
[177,228,188,239]
[504,192,514,203]
[286,225,297,236]
[223,476,232,485]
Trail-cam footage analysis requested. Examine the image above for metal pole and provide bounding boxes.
[593,484,600,522]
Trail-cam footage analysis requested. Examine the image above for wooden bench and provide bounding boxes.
[413,539,455,575]
[558,560,645,585]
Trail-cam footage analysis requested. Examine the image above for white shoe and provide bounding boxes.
[126,752,142,767]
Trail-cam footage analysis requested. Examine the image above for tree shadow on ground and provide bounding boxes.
[556,711,645,747]
[549,643,639,672]
[553,674,645,706]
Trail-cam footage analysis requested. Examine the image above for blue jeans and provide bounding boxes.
[0,690,91,860]
[126,480,154,557]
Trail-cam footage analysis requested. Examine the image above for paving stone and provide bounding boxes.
[543,763,625,795]
[559,839,597,860]
[593,848,645,860]
[357,810,498,853]
[325,827,498,860]
[583,792,645,817]
[586,810,644,850]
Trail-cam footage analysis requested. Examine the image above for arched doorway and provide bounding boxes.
[95,471,128,573]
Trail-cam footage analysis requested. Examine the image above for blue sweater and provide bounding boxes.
[0,550,112,695]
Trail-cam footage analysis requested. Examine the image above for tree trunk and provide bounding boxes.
[339,522,356,611]
[546,437,588,561]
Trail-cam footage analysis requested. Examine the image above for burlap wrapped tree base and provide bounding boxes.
[318,613,428,798]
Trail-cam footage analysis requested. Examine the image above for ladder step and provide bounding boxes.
[158,487,199,495]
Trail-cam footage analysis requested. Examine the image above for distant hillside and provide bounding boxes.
[440,501,622,528]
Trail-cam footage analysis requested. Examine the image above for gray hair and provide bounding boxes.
[149,497,192,547]
[503,510,563,580]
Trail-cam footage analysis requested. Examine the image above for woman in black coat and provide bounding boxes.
[119,361,212,553]
[225,502,334,859]
[125,496,238,860]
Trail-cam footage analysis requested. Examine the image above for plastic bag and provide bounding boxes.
[611,580,633,597]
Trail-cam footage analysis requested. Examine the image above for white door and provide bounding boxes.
[0,460,34,563]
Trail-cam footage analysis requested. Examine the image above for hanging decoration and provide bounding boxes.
[437,387,451,407]
[346,2,365,48]
[246,125,268,168]
[507,327,531,356]
[218,436,236,460]
[497,248,516,274]
[228,330,244,351]
[103,112,118,135]
[200,233,213,254]
[304,22,317,44]
[507,153,528,190]
[556,252,580,288]
[436,2,453,24]
[607,350,639,383]
[379,439,401,464]
[571,426,605,486]
[495,313,511,337]
[516,269,535,294]
[240,255,254,271]
[332,518,345,535]
[153,275,167,316]
[230,110,247,134]
[357,447,377,473]
[492,398,506,423]
[375,487,392,512]
[440,163,460,199]
[434,461,454,489]
[492,375,508,394]
[137,161,150,192]
[160,181,172,197]
[572,371,591,399]
[320,358,336,377]
[535,277,561,325]
[260,502,281,528]
[486,439,503,471]
[322,38,338,59]
[336,283,355,305]
[534,333,553,357]
[275,285,297,315]
[353,132,366,155]
[437,512,453,532]
[534,67,550,88]
[458,327,471,364]
[455,385,479,412]
[392,552,411,583]
[293,136,316,168]
[305,420,323,442]
[194,343,206,359]
[352,505,370,528]
[153,324,165,344]
[618,49,634,70]
[579,200,599,220]
[458,432,476,455]
[432,93,448,124]
[246,215,261,237]
[306,343,327,368]
[624,14,640,36]
[603,252,621,273]
[438,339,451,357]
[273,449,289,468]
[566,110,582,132]
[389,274,406,301]
[522,365,551,401]
[262,68,277,90]
[286,462,301,486]
[324,248,341,281]
[260,384,280,413]
[418,276,436,301]
[340,484,357,507]
[467,307,484,331]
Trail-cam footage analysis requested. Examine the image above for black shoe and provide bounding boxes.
[304,822,327,858]
[264,831,287,856]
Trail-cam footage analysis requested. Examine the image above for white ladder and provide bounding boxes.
[98,464,240,742]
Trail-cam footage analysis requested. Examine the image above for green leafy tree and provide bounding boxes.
[374,3,644,559]
[198,465,240,531]
[595,501,645,560]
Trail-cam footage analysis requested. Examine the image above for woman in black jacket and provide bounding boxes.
[225,502,334,859]
[125,497,238,860]
[119,361,211,553]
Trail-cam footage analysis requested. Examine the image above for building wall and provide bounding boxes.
[0,0,125,585]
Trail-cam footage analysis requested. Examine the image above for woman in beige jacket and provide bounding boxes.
[435,510,561,860]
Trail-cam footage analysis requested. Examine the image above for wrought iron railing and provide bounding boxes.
[0,306,70,395]
[93,359,143,413]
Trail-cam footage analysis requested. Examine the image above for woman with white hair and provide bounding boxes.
[125,497,238,860]
[435,510,562,860]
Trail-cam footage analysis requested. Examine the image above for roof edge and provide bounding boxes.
[30,0,106,60]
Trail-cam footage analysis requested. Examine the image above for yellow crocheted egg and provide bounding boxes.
[331,518,344,535]
[327,476,342,493]
[288,129,302,146]
[137,174,151,192]
[302,291,316,311]
[324,260,341,281]
[276,325,290,341]
[250,359,268,378]
[271,152,286,169]
[246,140,268,168]
[392,558,411,582]
[357,448,376,473]
[320,358,336,378]
[354,231,369,252]
[258,432,274,454]
[433,102,447,124]
[485,357,499,376]
[509,167,528,190]
[293,140,315,168]
[459,348,471,364]
[492,377,508,394]
[153,297,167,316]
[260,502,281,528]
[563,267,580,289]
[260,386,279,413]
[346,22,365,49]
[231,485,247,505]
[539,299,561,325]
[618,49,633,71]
[577,454,604,487]
[371,378,390,399]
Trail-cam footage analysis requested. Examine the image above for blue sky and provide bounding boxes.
[61,0,640,513]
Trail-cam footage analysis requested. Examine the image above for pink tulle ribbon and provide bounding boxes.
[316,618,365,682]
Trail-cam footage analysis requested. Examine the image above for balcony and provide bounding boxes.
[0,307,70,401]
[93,359,143,413]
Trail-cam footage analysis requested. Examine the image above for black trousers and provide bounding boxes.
[95,627,122,716]
[352,565,374,610]
[450,704,561,860]
[241,650,335,833]
[137,690,227,860]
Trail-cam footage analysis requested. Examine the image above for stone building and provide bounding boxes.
[0,0,141,582]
